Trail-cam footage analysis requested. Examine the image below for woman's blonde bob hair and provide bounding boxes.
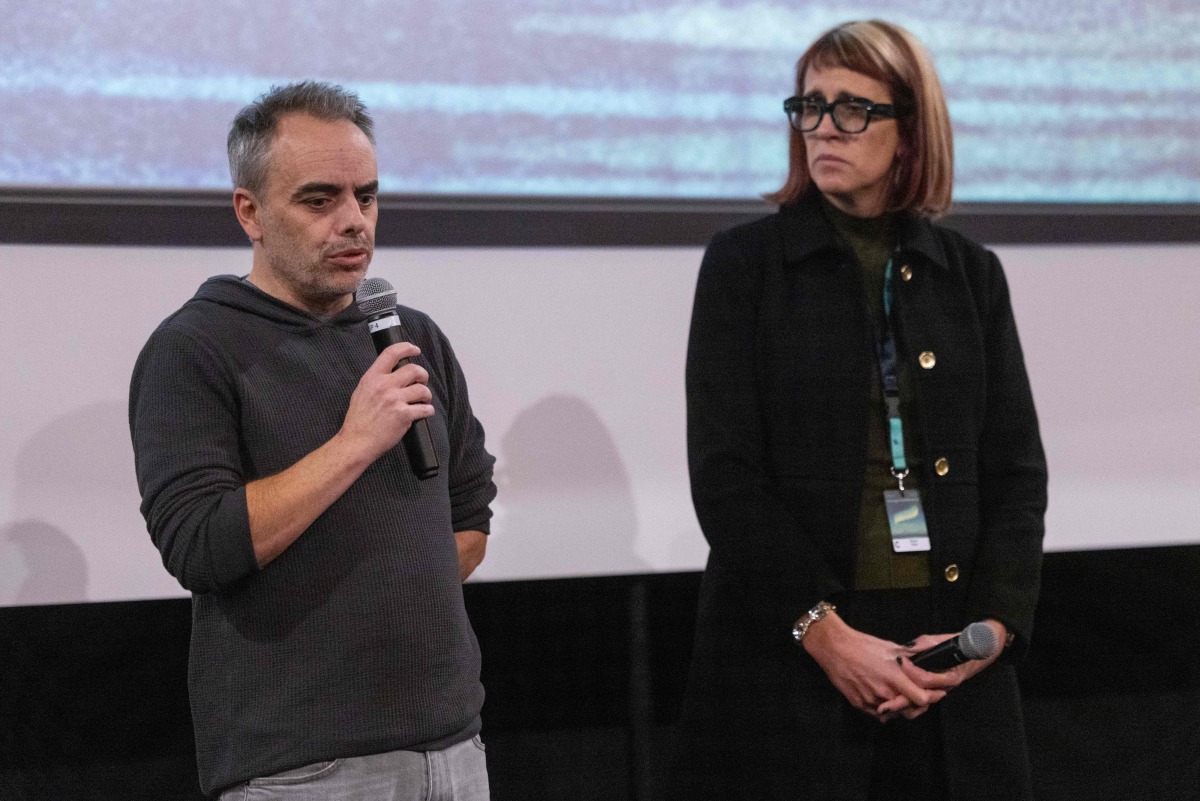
[766,20,954,218]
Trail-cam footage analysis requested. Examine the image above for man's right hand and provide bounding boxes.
[245,342,435,569]
[338,342,435,463]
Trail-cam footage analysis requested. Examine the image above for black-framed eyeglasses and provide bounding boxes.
[783,95,900,134]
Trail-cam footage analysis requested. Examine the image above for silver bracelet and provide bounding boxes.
[792,601,836,645]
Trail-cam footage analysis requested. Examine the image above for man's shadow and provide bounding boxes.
[0,401,136,606]
[2,520,88,606]
[477,394,652,801]
[486,393,645,580]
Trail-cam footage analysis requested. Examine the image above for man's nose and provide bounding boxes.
[337,196,367,235]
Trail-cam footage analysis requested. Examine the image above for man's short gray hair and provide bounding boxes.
[227,81,375,196]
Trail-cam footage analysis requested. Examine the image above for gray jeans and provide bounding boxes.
[218,736,489,801]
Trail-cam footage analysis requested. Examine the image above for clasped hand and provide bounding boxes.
[802,612,1005,722]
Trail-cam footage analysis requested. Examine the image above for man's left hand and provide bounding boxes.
[455,530,487,582]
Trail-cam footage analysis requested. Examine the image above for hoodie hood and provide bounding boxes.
[188,275,368,332]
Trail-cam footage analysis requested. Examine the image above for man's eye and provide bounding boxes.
[358,194,376,207]
[305,197,330,209]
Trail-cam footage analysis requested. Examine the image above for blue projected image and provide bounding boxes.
[2,1,1198,202]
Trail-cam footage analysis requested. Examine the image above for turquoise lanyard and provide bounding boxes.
[877,258,909,490]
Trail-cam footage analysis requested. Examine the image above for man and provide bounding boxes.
[129,82,496,799]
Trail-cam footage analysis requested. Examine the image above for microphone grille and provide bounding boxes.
[356,276,397,316]
[959,622,1001,660]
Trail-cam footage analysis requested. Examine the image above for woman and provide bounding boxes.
[670,20,1046,801]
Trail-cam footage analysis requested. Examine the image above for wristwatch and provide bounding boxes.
[792,601,836,645]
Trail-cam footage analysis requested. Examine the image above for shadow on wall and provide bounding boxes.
[486,394,647,579]
[2,520,87,606]
[1,401,143,606]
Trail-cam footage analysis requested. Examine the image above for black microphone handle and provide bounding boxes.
[910,635,969,672]
[366,313,440,480]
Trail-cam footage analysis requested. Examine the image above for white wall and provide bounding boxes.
[1,241,1197,605]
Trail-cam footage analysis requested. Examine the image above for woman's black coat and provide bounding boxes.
[672,190,1048,800]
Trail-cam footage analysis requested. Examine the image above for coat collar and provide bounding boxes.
[779,188,950,271]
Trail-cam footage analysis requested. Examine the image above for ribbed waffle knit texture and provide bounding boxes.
[129,275,496,795]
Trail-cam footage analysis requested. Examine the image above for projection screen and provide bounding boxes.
[2,0,1198,202]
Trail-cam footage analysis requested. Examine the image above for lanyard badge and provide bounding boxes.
[878,258,931,553]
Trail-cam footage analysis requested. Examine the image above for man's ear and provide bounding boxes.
[232,188,264,243]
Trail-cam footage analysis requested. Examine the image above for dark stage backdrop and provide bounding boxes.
[2,547,1198,801]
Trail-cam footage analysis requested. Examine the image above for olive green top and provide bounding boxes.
[821,198,930,590]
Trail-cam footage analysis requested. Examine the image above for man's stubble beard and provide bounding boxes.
[264,237,372,308]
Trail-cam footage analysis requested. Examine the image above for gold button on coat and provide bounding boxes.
[919,351,936,369]
[944,564,960,582]
[899,264,913,281]
[935,457,950,476]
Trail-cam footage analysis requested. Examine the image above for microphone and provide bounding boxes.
[355,276,440,480]
[910,622,999,672]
